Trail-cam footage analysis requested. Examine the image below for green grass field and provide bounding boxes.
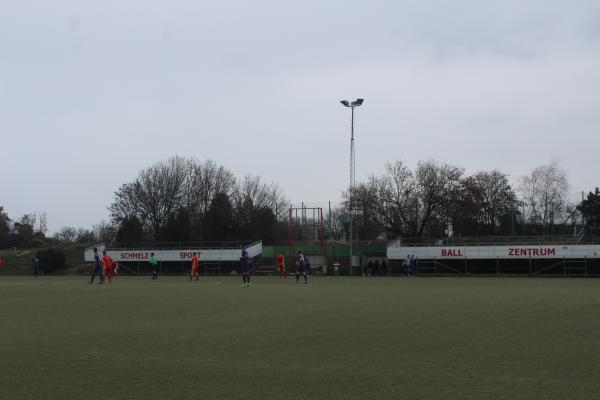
[1,276,599,400]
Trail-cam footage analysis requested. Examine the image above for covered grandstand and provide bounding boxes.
[84,241,262,275]
[387,236,600,276]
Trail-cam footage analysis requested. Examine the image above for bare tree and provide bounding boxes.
[93,220,116,243]
[0,207,11,247]
[344,160,463,239]
[110,157,241,240]
[13,214,36,238]
[75,228,97,244]
[110,156,192,239]
[342,161,414,239]
[231,175,289,241]
[412,160,464,237]
[36,213,48,236]
[519,159,569,234]
[578,188,600,228]
[56,226,77,241]
[232,175,289,221]
[184,159,237,219]
[458,170,518,235]
[324,207,348,241]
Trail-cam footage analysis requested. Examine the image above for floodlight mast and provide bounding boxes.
[340,98,364,276]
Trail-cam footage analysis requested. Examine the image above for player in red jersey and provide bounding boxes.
[189,252,200,281]
[276,253,287,278]
[102,251,114,284]
[111,261,119,276]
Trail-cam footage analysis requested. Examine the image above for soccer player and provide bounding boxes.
[304,256,311,275]
[89,247,103,284]
[295,249,308,284]
[149,252,158,280]
[102,251,114,284]
[275,253,287,278]
[111,260,119,276]
[241,248,252,287]
[402,255,410,277]
[32,256,40,278]
[189,252,200,281]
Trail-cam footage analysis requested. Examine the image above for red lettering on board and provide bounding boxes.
[180,251,194,260]
[119,252,149,260]
[507,247,557,257]
[441,248,463,257]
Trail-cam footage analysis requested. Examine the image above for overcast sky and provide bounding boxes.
[1,0,599,234]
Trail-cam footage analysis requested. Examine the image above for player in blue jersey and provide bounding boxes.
[410,255,416,277]
[32,256,41,278]
[241,248,253,287]
[295,249,308,284]
[89,247,103,284]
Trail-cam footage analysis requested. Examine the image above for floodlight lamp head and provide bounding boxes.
[340,100,350,107]
[351,98,364,106]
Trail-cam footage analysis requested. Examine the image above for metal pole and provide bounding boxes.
[349,106,355,276]
[522,203,526,235]
[302,202,305,240]
[496,256,499,275]
[582,191,585,230]
[511,206,515,236]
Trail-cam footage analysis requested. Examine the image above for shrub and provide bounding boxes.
[36,249,66,274]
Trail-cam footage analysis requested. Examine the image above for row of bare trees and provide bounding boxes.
[46,156,596,246]
[342,159,579,241]
[0,208,49,248]
[54,221,115,244]
[108,157,288,243]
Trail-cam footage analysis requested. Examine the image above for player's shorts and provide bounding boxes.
[297,266,305,273]
[277,264,285,271]
[242,264,252,273]
[191,267,199,274]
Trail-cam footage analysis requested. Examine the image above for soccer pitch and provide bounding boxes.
[1,276,599,400]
